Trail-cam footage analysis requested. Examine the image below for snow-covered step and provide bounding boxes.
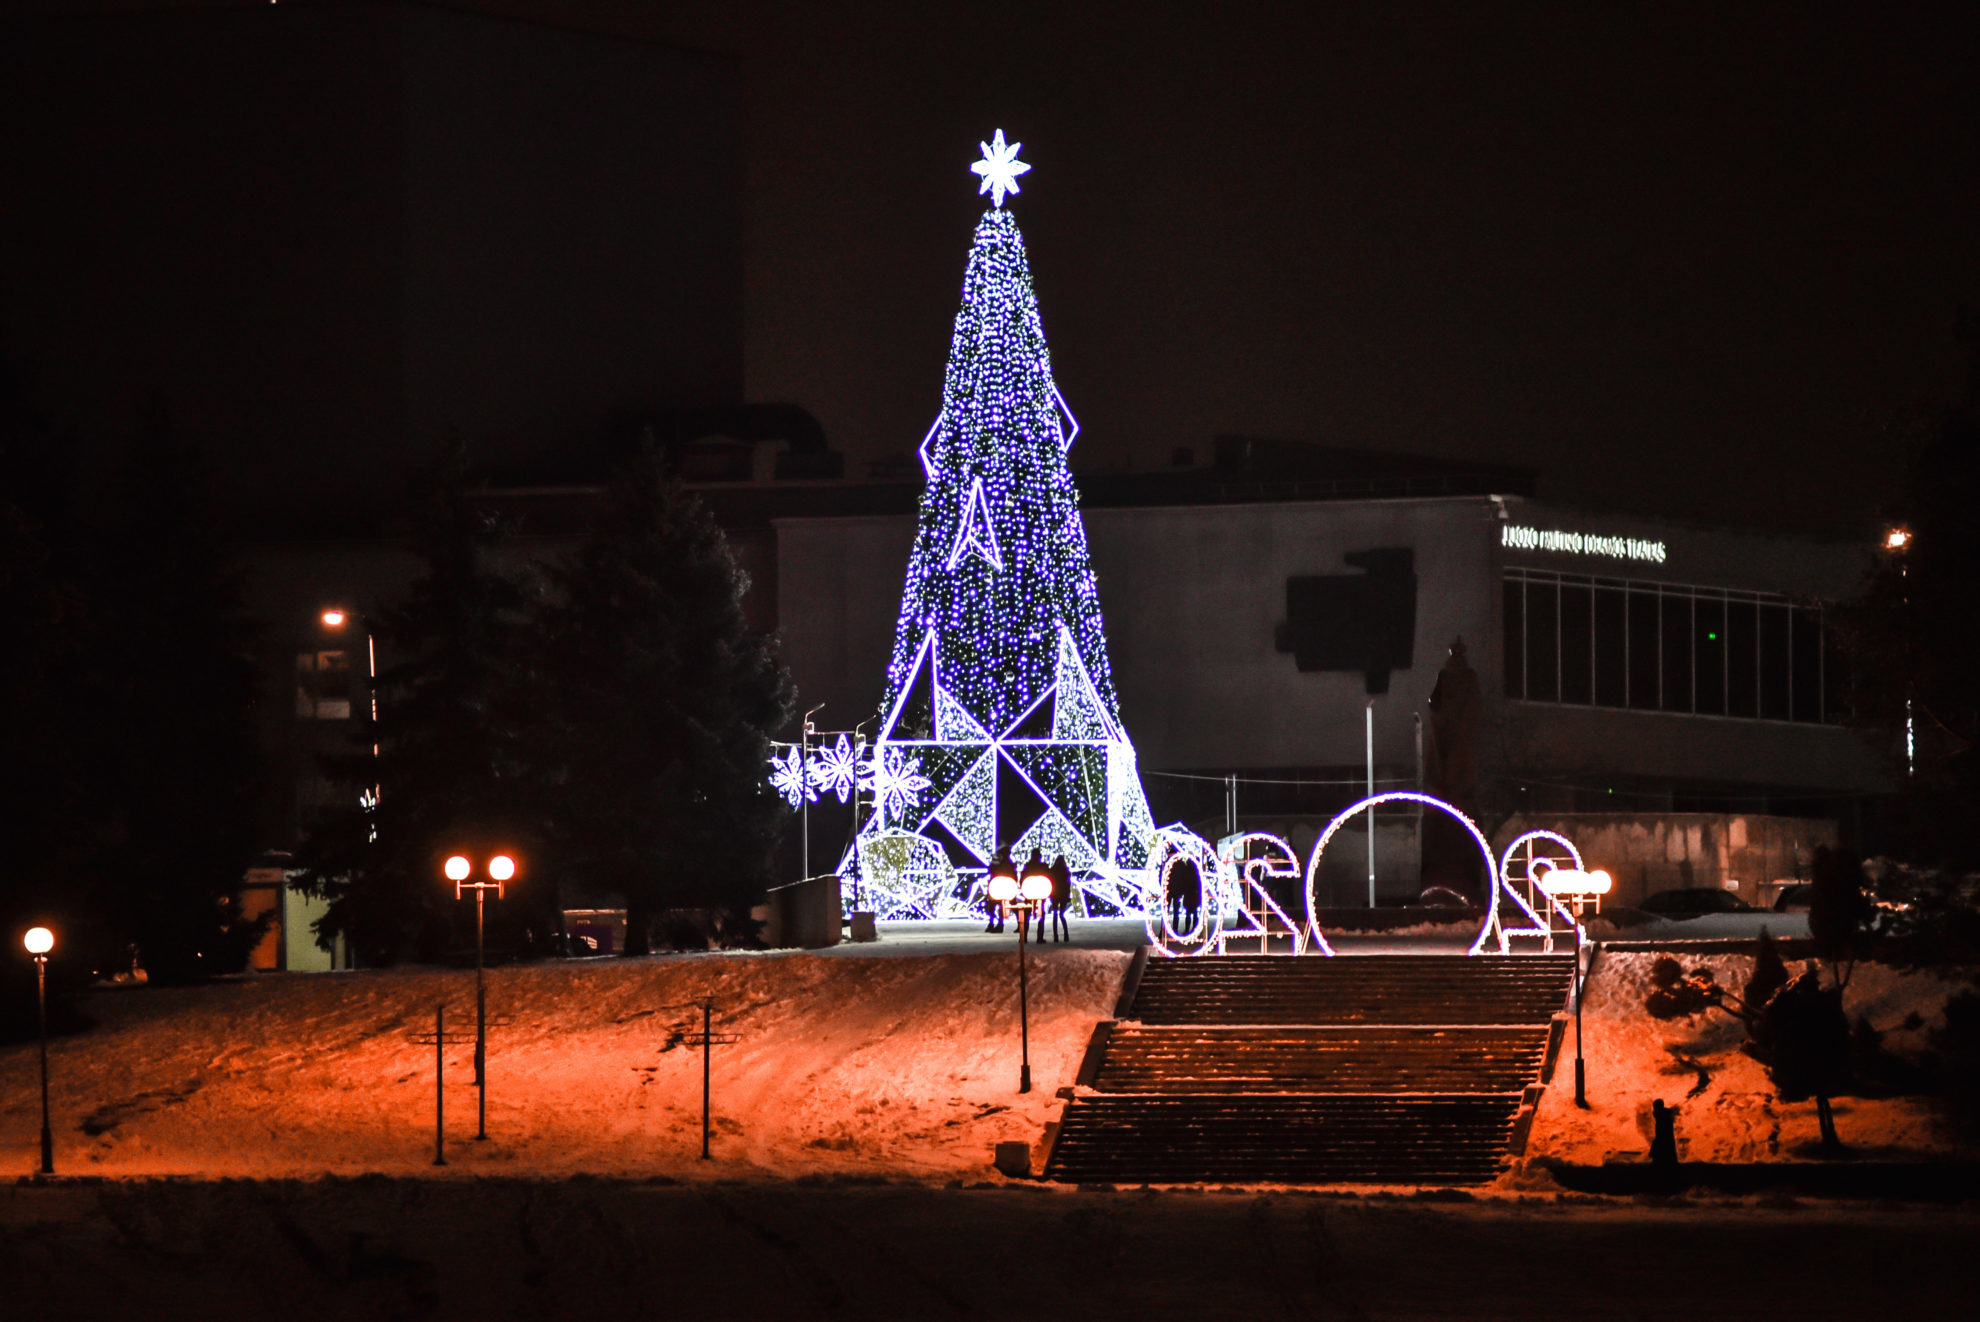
[1126,954,1575,1027]
[1093,1025,1549,1095]
[1043,1094,1522,1185]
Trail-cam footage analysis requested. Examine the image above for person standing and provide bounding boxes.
[1019,847,1048,940]
[1048,854,1072,942]
[985,845,1015,933]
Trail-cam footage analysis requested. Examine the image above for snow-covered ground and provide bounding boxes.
[0,946,1127,1181]
[5,933,1968,1188]
[1522,948,1974,1171]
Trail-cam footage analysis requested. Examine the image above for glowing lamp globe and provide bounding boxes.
[23,926,54,956]
[987,875,1019,903]
[488,855,516,882]
[1538,868,1612,898]
[321,609,347,628]
[444,856,472,882]
[1020,872,1053,902]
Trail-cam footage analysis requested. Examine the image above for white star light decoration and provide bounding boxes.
[970,130,1030,208]
[860,746,933,821]
[769,745,813,808]
[808,733,863,804]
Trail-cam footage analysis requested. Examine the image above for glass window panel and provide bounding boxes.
[1593,586,1627,707]
[1527,578,1559,703]
[1694,596,1727,716]
[1627,590,1660,710]
[1759,605,1791,720]
[1559,581,1593,705]
[1660,592,1693,713]
[1791,608,1824,723]
[1725,599,1758,719]
[1502,578,1524,699]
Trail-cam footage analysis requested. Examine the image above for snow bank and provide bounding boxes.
[1524,949,1975,1169]
[0,949,1128,1181]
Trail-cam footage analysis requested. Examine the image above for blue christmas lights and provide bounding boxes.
[830,135,1159,919]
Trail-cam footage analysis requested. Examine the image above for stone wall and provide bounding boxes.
[1492,812,1837,909]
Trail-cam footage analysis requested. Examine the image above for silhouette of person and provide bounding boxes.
[1020,847,1047,941]
[985,845,1014,934]
[1048,854,1072,942]
[1650,1098,1680,1188]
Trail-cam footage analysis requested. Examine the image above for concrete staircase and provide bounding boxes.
[1041,953,1575,1186]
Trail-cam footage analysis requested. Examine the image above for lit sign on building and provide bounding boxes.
[1501,524,1668,564]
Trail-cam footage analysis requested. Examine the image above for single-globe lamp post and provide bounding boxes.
[989,866,1056,1094]
[448,852,514,1140]
[23,926,55,1174]
[1539,867,1611,1109]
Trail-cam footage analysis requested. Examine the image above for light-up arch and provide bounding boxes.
[1303,791,1534,956]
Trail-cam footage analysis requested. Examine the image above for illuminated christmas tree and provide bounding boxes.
[835,132,1156,919]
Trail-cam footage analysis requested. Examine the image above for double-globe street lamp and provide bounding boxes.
[1537,867,1613,1109]
[23,926,55,1174]
[987,861,1055,1094]
[445,852,514,1141]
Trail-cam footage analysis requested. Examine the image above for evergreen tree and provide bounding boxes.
[838,132,1156,920]
[292,442,550,964]
[0,363,105,987]
[91,413,268,982]
[534,447,793,953]
[1834,321,1980,864]
[1,374,268,983]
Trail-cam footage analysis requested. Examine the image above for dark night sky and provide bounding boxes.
[26,1,1980,534]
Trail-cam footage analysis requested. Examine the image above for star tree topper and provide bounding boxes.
[971,129,1030,208]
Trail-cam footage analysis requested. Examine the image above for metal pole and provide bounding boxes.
[1366,701,1376,907]
[701,1000,713,1160]
[1017,905,1032,1094]
[36,955,53,1175]
[434,1002,447,1166]
[475,888,488,1140]
[1574,922,1589,1109]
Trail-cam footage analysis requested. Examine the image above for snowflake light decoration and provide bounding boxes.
[807,733,862,804]
[970,129,1030,209]
[860,745,933,822]
[769,745,813,808]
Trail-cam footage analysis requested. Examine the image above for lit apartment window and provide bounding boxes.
[1502,569,1833,723]
[295,650,354,720]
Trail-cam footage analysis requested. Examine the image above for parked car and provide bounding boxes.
[1772,883,1813,913]
[1639,887,1754,918]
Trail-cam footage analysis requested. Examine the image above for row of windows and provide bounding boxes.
[1502,570,1835,723]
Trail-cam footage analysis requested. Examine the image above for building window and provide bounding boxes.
[1502,569,1834,723]
[296,650,354,720]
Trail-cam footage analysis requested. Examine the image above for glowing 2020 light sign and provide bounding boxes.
[1132,793,1589,958]
[1501,524,1668,564]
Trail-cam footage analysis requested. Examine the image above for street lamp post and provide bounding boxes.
[1538,868,1611,1110]
[447,853,514,1140]
[987,863,1055,1094]
[23,926,54,1174]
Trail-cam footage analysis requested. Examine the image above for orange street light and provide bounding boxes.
[23,926,55,1173]
[1884,527,1911,551]
[447,853,516,1140]
[320,608,347,628]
